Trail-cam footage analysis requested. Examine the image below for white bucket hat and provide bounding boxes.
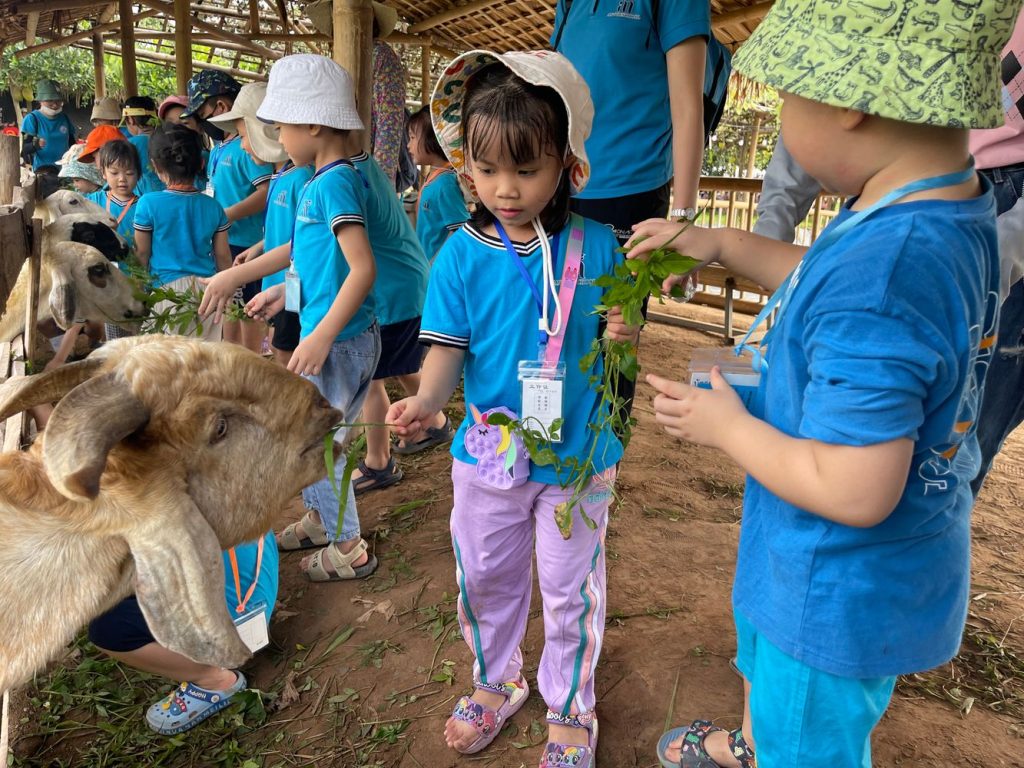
[208,83,288,164]
[258,54,364,131]
[430,49,593,201]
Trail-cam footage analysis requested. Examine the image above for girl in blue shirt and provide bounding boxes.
[85,140,142,249]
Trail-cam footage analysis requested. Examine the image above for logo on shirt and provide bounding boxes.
[609,0,641,20]
[274,190,289,208]
[297,198,319,224]
[59,126,68,134]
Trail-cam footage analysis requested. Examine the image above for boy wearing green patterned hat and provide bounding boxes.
[628,1,1022,766]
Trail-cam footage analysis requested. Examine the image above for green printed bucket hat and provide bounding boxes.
[431,49,593,201]
[35,79,61,102]
[733,0,1023,129]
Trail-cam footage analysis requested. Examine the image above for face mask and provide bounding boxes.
[40,105,63,117]
[201,120,225,143]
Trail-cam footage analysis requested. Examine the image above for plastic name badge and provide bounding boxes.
[518,360,566,443]
[233,600,269,653]
[284,267,300,313]
[688,347,762,415]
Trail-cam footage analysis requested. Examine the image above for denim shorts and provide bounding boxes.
[734,610,896,768]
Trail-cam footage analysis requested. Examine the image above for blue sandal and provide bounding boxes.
[657,719,755,768]
[146,672,247,735]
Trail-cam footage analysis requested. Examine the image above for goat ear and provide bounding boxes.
[0,356,105,420]
[42,372,150,501]
[126,498,252,670]
[48,264,76,329]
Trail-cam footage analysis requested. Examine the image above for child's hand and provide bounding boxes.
[232,243,262,267]
[245,285,284,323]
[625,219,718,293]
[605,306,640,344]
[387,396,435,441]
[197,270,243,322]
[287,328,332,376]
[646,368,748,448]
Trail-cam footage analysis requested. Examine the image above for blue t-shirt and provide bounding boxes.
[551,0,709,198]
[221,531,279,623]
[421,218,624,484]
[292,160,376,342]
[21,110,75,168]
[134,189,229,284]
[417,168,469,262]
[733,188,1000,679]
[262,163,314,290]
[353,152,430,326]
[85,189,138,249]
[209,136,274,248]
[128,134,167,196]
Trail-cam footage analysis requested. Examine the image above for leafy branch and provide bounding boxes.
[125,263,248,336]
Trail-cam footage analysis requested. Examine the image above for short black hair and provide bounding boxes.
[97,139,142,177]
[149,122,203,183]
[462,63,571,234]
[409,105,445,161]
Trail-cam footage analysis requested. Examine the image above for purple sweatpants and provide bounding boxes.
[449,459,615,719]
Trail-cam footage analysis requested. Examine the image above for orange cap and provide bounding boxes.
[78,125,127,163]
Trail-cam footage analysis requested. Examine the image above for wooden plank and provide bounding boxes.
[0,135,18,207]
[409,0,504,33]
[22,218,41,368]
[0,343,12,381]
[3,360,26,452]
[0,210,29,320]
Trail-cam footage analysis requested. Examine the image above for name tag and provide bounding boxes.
[518,360,566,442]
[285,267,301,313]
[233,600,269,652]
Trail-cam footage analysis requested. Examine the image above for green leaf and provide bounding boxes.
[484,411,513,426]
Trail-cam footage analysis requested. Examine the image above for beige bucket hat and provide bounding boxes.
[430,49,593,201]
[209,82,289,164]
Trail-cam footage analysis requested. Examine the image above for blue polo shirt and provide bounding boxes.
[21,110,75,168]
[733,188,1000,678]
[128,134,166,196]
[291,160,375,342]
[208,136,274,248]
[262,163,314,290]
[421,217,623,484]
[134,189,229,285]
[85,189,137,248]
[417,167,469,262]
[352,152,430,326]
[551,0,709,198]
[222,531,279,623]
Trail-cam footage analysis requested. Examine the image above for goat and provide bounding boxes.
[36,189,116,228]
[0,335,345,692]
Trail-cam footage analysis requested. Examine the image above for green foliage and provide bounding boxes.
[703,91,781,177]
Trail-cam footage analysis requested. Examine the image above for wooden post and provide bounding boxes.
[22,219,42,367]
[25,11,39,45]
[0,135,18,207]
[332,0,373,150]
[173,0,192,94]
[118,0,138,95]
[92,32,106,97]
[421,44,431,107]
[744,113,761,179]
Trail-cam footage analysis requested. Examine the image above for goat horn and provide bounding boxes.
[42,372,150,501]
[0,356,105,421]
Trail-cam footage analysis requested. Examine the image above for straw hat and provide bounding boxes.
[209,83,289,164]
[258,54,364,131]
[91,97,121,122]
[305,1,398,38]
[732,0,1022,129]
[430,49,593,200]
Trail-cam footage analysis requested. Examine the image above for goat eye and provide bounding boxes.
[212,416,228,442]
[88,264,108,277]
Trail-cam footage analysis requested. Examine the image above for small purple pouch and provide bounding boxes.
[464,406,530,490]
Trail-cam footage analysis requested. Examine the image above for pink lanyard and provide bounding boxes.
[542,214,585,369]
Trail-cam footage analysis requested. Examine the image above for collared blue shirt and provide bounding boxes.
[262,163,314,290]
[134,189,229,284]
[21,110,75,168]
[417,167,469,262]
[128,134,166,196]
[208,136,274,247]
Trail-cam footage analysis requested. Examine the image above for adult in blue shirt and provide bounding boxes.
[20,79,75,170]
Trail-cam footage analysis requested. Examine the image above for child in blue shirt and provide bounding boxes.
[407,105,469,261]
[134,123,231,340]
[628,2,1013,766]
[85,140,141,249]
[122,97,166,196]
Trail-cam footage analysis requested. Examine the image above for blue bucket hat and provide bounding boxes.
[182,70,242,119]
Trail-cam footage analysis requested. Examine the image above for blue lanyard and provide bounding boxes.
[736,160,978,372]
[288,159,356,266]
[493,221,561,349]
[263,160,294,230]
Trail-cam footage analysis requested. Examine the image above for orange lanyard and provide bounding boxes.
[417,165,451,217]
[227,536,265,615]
[106,194,137,227]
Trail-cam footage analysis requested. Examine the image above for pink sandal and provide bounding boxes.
[448,677,529,754]
[540,710,599,768]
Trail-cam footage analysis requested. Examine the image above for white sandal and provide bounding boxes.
[276,509,330,551]
[302,538,378,582]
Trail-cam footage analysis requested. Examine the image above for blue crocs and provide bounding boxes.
[146,671,247,735]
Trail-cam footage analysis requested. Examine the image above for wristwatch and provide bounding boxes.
[669,207,697,222]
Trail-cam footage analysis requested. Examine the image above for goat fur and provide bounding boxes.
[0,336,345,692]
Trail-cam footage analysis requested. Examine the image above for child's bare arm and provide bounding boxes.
[626,219,807,292]
[224,183,269,223]
[134,230,151,270]
[198,242,292,319]
[647,370,913,527]
[212,230,232,272]
[388,345,465,438]
[287,224,376,376]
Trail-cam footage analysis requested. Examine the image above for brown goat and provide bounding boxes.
[0,336,343,692]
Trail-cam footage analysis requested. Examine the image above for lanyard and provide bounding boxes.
[106,193,137,227]
[735,160,979,372]
[227,536,265,615]
[542,215,585,368]
[264,160,294,230]
[495,220,561,350]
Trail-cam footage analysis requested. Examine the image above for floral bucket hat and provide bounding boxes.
[732,0,1022,129]
[430,49,594,201]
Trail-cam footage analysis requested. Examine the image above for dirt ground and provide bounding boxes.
[12,312,1024,767]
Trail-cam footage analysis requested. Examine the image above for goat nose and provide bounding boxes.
[123,309,135,318]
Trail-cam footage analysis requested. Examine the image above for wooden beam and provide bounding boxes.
[190,3,285,25]
[131,32,263,56]
[421,44,431,107]
[408,0,504,33]
[173,0,192,94]
[712,0,772,29]
[78,41,268,80]
[13,8,160,58]
[248,0,260,33]
[22,219,41,372]
[24,12,39,46]
[332,0,373,149]
[0,135,18,207]
[91,32,106,97]
[384,32,456,59]
[97,2,115,22]
[13,0,109,13]
[118,0,137,94]
[136,0,283,59]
